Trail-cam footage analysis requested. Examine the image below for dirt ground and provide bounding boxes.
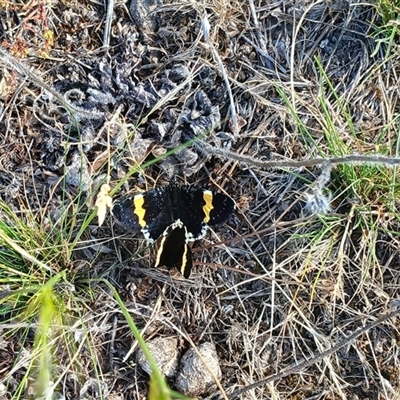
[1,0,400,399]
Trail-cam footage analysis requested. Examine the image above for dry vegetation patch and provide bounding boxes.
[1,0,400,399]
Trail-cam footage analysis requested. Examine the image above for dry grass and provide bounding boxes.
[1,0,400,399]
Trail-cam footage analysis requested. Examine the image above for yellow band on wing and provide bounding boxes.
[180,243,189,275]
[202,190,214,223]
[133,195,147,227]
[154,234,167,267]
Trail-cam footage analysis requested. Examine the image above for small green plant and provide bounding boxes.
[374,0,400,24]
[371,0,400,58]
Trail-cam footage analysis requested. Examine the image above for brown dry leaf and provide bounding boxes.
[95,184,112,226]
[0,69,14,100]
[90,150,110,174]
[229,114,247,134]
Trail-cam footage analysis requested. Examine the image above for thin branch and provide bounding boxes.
[103,0,115,50]
[199,140,400,169]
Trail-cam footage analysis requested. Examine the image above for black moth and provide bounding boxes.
[113,183,235,278]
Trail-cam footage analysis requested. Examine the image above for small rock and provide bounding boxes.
[175,342,221,397]
[136,337,179,378]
